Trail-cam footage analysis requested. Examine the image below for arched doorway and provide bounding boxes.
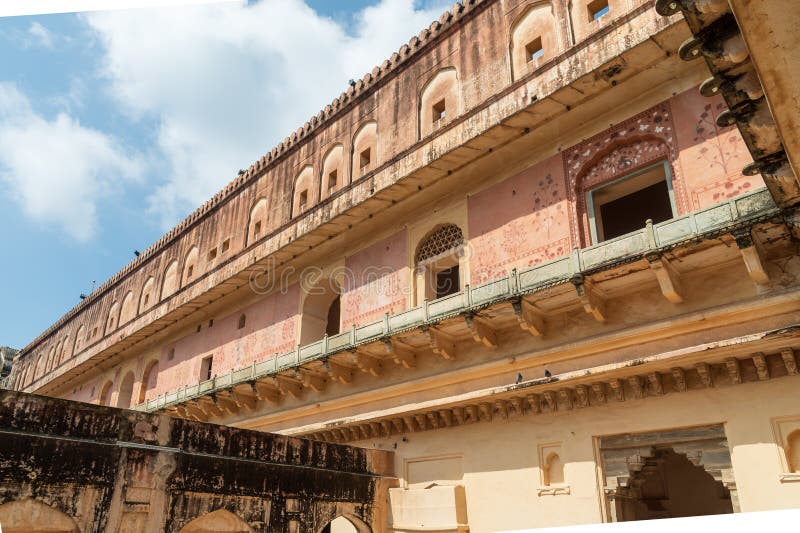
[300,277,341,345]
[319,515,370,533]
[414,224,465,304]
[116,371,135,408]
[614,447,733,521]
[179,509,254,533]
[0,498,81,532]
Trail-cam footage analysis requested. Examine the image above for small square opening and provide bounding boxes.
[143,293,149,307]
[359,148,371,171]
[221,239,230,253]
[253,220,261,236]
[588,161,674,242]
[207,248,217,261]
[328,169,338,191]
[526,37,544,63]
[186,265,194,279]
[588,0,610,21]
[200,355,213,381]
[298,190,308,212]
[435,265,460,299]
[432,99,446,123]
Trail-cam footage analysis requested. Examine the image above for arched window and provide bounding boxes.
[293,166,316,217]
[139,276,155,313]
[106,300,119,334]
[161,259,180,299]
[183,246,199,285]
[326,296,341,337]
[419,68,459,138]
[352,121,377,179]
[246,198,267,246]
[119,290,135,325]
[300,277,341,345]
[98,380,113,406]
[414,224,465,304]
[138,360,159,404]
[238,314,247,330]
[321,144,344,199]
[509,2,560,81]
[117,371,135,408]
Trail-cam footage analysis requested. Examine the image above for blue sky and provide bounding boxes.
[0,0,451,349]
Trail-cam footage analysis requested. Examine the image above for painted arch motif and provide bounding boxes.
[178,509,254,533]
[0,498,81,533]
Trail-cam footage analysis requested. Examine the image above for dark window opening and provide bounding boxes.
[298,190,308,212]
[328,169,338,191]
[186,264,194,279]
[433,99,446,122]
[221,238,230,253]
[167,348,175,361]
[143,293,150,307]
[326,296,341,337]
[359,148,371,171]
[200,355,213,381]
[253,220,262,236]
[590,162,674,242]
[208,319,214,327]
[238,313,246,330]
[588,0,610,21]
[207,248,217,261]
[435,265,460,299]
[526,37,544,62]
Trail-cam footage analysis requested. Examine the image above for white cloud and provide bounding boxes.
[28,21,55,48]
[0,82,143,241]
[85,0,451,227]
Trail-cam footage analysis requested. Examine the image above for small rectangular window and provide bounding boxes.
[143,294,149,306]
[207,248,217,261]
[200,355,213,381]
[435,265,460,299]
[328,169,338,191]
[587,161,675,243]
[359,148,371,171]
[208,319,214,327]
[253,221,262,236]
[432,99,446,123]
[221,238,230,253]
[526,37,544,63]
[299,190,308,211]
[167,348,175,361]
[187,265,194,279]
[588,0,610,21]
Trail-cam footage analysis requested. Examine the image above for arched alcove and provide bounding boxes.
[98,380,113,406]
[0,498,81,533]
[139,277,155,313]
[293,166,316,218]
[321,144,344,199]
[45,346,56,373]
[352,121,377,179]
[179,509,254,533]
[183,246,199,285]
[414,223,466,304]
[117,371,135,409]
[138,359,159,404]
[161,259,180,299]
[543,452,564,485]
[246,198,267,246]
[72,325,85,356]
[787,429,800,473]
[319,514,371,533]
[105,301,119,334]
[300,277,342,345]
[509,2,560,80]
[119,291,135,325]
[419,68,459,138]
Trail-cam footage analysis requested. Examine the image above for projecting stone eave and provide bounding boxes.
[20,5,689,389]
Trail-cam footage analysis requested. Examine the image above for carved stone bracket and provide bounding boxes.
[424,327,457,360]
[572,276,606,322]
[464,315,498,348]
[646,254,684,303]
[512,299,546,337]
[733,228,770,286]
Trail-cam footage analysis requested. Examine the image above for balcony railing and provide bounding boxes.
[135,187,778,412]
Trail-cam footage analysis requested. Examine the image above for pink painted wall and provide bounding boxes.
[468,153,572,285]
[341,230,409,328]
[670,90,761,209]
[151,283,299,396]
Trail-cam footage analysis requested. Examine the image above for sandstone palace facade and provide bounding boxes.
[4,0,800,531]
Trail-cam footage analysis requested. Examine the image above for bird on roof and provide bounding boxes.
[544,369,552,378]
[516,372,523,384]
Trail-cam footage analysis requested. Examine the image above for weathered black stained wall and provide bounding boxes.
[0,391,394,532]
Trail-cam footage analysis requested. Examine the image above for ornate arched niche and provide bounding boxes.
[509,2,561,81]
[246,198,267,246]
[352,121,378,179]
[419,68,460,139]
[563,103,687,245]
[293,165,317,217]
